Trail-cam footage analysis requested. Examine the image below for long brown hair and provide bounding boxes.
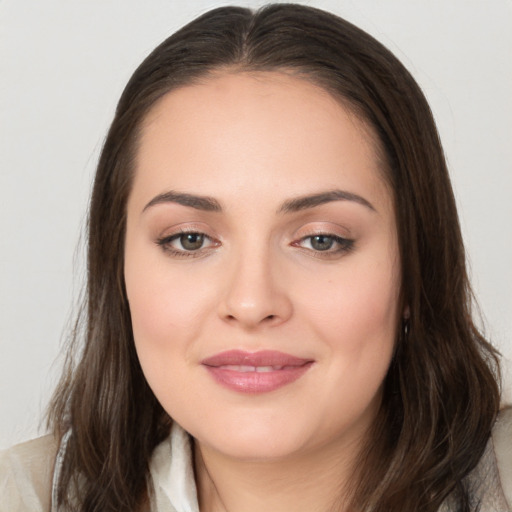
[47,4,501,511]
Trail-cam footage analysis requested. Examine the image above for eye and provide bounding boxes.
[156,230,218,257]
[293,234,354,255]
[176,232,206,251]
[307,234,336,251]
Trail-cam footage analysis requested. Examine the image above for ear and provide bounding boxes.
[403,305,410,320]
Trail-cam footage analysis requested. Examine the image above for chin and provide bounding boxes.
[178,408,308,460]
[197,430,310,461]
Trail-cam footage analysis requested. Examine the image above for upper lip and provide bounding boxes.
[201,350,313,368]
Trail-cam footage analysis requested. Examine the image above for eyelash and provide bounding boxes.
[291,233,354,257]
[156,231,354,259]
[156,230,219,258]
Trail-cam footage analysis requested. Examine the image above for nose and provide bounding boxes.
[217,247,293,329]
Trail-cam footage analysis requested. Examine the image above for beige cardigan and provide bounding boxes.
[1,410,511,512]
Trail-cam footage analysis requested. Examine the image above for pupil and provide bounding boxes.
[181,233,204,250]
[311,235,334,251]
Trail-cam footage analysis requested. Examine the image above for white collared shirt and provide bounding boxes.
[1,411,511,511]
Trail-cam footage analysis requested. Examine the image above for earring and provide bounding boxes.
[402,306,410,338]
[403,318,410,338]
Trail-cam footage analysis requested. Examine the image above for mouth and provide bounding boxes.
[201,350,314,393]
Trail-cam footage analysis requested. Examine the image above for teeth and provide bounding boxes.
[221,365,284,372]
[239,365,256,372]
[256,366,277,373]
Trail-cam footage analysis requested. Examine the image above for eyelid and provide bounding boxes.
[291,233,354,253]
[292,221,352,240]
[155,222,216,243]
[155,224,221,258]
[290,223,355,257]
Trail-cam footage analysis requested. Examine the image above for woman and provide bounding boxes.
[1,4,509,512]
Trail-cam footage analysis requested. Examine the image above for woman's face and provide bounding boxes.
[124,72,401,461]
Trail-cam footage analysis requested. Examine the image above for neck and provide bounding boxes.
[194,433,365,512]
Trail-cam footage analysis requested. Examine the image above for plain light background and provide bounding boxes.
[1,0,511,449]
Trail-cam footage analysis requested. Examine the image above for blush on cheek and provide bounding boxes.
[349,260,400,322]
[313,278,397,334]
[127,268,192,325]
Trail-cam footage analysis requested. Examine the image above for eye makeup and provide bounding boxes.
[156,227,220,259]
[292,233,354,256]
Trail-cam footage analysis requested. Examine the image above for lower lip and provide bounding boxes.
[203,363,313,393]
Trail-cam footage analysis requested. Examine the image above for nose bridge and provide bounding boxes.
[219,236,292,327]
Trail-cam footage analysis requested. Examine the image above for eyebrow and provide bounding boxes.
[277,190,376,214]
[142,188,376,214]
[143,191,222,213]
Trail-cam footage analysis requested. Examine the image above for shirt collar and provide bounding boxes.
[149,422,200,512]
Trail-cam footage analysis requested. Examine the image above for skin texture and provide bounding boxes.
[124,72,401,512]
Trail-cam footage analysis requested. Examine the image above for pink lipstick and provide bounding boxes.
[201,350,314,393]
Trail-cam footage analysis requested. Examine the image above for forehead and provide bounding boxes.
[132,71,392,214]
[141,70,375,154]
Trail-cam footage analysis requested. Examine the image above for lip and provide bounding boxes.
[201,350,314,393]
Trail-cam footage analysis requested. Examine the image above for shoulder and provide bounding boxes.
[0,434,59,512]
[492,406,512,507]
[438,407,512,512]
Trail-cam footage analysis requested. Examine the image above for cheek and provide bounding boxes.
[303,261,399,419]
[124,258,208,411]
[125,246,214,338]
[306,259,399,339]
[123,239,208,376]
[298,252,400,389]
